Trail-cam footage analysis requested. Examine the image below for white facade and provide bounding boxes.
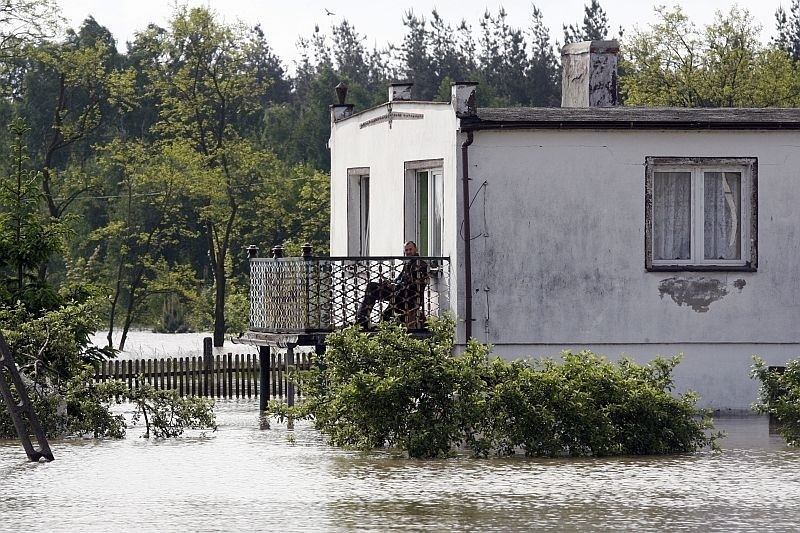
[329,91,800,412]
[329,100,460,257]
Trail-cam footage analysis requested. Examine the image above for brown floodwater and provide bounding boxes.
[1,402,798,532]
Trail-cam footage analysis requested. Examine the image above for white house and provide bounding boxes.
[327,40,800,412]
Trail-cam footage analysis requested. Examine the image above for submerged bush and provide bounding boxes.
[270,317,717,458]
[0,370,216,439]
[752,356,800,446]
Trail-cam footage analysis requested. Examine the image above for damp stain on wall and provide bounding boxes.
[657,277,731,312]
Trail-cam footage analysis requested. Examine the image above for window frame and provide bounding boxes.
[346,167,370,256]
[645,156,758,272]
[404,159,444,257]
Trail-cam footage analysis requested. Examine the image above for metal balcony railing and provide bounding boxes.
[249,255,451,333]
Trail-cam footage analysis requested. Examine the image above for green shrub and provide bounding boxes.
[0,369,216,439]
[752,356,800,446]
[127,380,217,438]
[270,317,718,458]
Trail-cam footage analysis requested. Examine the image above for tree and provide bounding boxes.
[0,119,65,313]
[473,6,560,107]
[0,0,61,98]
[91,139,196,350]
[563,0,610,44]
[265,18,390,172]
[527,6,560,106]
[479,8,530,105]
[25,18,134,219]
[397,11,437,99]
[775,0,800,61]
[246,161,331,255]
[19,18,135,287]
[0,119,113,385]
[429,10,476,96]
[621,6,800,107]
[146,7,279,346]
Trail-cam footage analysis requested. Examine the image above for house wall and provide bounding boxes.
[329,102,464,329]
[329,101,459,257]
[466,128,800,411]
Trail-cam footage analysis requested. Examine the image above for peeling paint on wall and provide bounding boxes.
[733,279,746,292]
[657,277,728,312]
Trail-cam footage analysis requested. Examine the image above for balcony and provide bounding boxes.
[246,248,451,338]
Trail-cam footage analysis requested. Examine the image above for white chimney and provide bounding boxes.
[561,40,619,108]
[389,82,414,101]
[451,81,478,118]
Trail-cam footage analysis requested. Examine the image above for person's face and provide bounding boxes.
[403,242,417,256]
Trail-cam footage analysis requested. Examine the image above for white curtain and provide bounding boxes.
[704,172,741,260]
[653,172,691,260]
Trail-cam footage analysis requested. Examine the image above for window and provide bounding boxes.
[347,168,370,255]
[645,157,757,271]
[404,159,444,257]
[416,169,444,256]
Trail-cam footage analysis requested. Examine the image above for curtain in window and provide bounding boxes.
[653,172,691,260]
[704,172,741,260]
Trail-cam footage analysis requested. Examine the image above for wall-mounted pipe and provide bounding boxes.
[461,130,475,341]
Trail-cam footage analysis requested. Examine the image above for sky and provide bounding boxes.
[59,0,785,67]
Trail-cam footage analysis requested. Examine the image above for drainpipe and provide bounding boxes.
[461,130,474,341]
[452,81,478,343]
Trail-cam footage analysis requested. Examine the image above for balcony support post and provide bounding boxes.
[259,345,271,411]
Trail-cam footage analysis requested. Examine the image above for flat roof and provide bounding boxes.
[467,106,800,130]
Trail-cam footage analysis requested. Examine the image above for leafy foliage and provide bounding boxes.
[621,6,800,107]
[0,119,67,313]
[0,369,217,439]
[0,0,61,98]
[127,380,216,438]
[270,318,717,458]
[752,357,800,446]
[144,7,286,346]
[775,0,800,61]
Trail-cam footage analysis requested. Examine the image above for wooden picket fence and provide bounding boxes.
[93,352,313,400]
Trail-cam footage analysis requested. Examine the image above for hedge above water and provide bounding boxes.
[752,356,800,446]
[272,318,719,458]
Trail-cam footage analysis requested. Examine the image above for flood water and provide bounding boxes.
[1,402,799,532]
[89,330,256,360]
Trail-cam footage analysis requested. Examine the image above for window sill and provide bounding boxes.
[646,264,756,273]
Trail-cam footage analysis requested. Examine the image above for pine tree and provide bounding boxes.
[528,6,560,106]
[774,0,800,61]
[563,0,610,44]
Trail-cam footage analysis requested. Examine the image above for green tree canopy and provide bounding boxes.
[144,6,282,346]
[621,6,800,107]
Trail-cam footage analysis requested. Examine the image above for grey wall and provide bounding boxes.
[465,128,800,410]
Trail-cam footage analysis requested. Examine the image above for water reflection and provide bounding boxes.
[1,403,799,532]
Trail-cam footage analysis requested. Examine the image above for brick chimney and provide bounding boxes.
[561,40,619,108]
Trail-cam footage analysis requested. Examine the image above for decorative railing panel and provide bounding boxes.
[250,256,450,333]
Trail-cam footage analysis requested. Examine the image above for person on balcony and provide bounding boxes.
[356,240,430,329]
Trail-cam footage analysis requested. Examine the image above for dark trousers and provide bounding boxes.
[356,280,395,325]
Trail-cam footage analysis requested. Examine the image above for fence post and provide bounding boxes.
[287,344,295,407]
[203,337,213,397]
[259,346,270,411]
